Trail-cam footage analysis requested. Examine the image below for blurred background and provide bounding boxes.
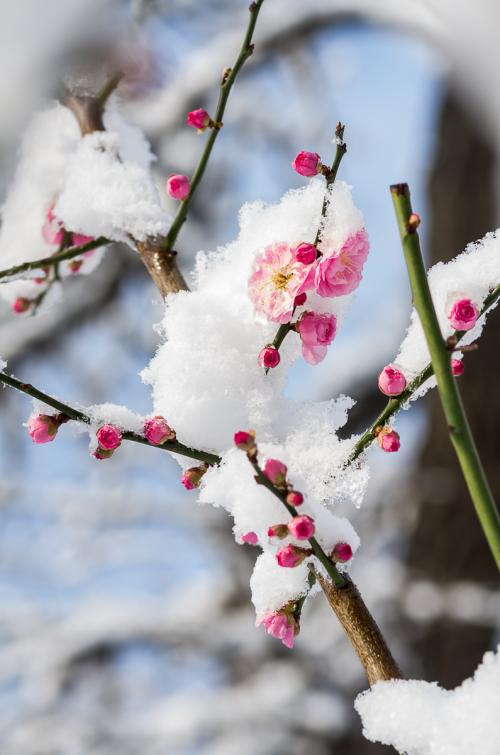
[0,1,499,753]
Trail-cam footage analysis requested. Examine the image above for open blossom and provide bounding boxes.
[315,228,370,297]
[249,242,315,323]
[288,515,315,540]
[258,611,296,649]
[241,531,258,546]
[451,358,464,376]
[96,424,122,450]
[292,151,321,177]
[297,311,337,365]
[378,364,407,396]
[263,458,287,486]
[448,298,479,331]
[377,428,400,453]
[276,544,308,568]
[28,414,59,444]
[144,416,175,445]
[258,346,280,369]
[187,108,211,131]
[166,174,190,200]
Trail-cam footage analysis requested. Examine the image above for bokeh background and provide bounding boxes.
[0,1,498,753]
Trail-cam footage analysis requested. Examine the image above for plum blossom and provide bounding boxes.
[166,174,190,200]
[12,297,30,314]
[315,228,370,297]
[332,542,353,563]
[263,458,287,485]
[451,358,464,376]
[257,346,280,369]
[288,515,315,540]
[28,414,59,444]
[378,364,407,396]
[292,151,321,177]
[144,416,175,445]
[448,298,479,331]
[241,531,258,546]
[276,544,309,568]
[257,611,297,649]
[248,242,315,323]
[187,108,211,131]
[297,311,337,365]
[377,428,400,453]
[96,424,122,450]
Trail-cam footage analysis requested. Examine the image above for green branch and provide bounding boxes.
[0,237,109,283]
[390,182,500,570]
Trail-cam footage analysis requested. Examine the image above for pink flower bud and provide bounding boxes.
[12,297,31,314]
[144,416,176,445]
[378,364,407,396]
[181,464,208,490]
[233,430,256,452]
[93,447,115,460]
[292,151,321,177]
[293,242,317,265]
[276,544,308,568]
[187,108,211,131]
[241,531,258,546]
[259,611,297,649]
[448,298,479,331]
[96,424,122,451]
[267,523,289,540]
[28,414,59,444]
[288,515,315,540]
[258,346,280,369]
[71,233,95,247]
[263,458,287,486]
[377,428,400,453]
[166,174,190,201]
[332,541,353,563]
[451,358,464,377]
[294,292,307,307]
[68,260,83,275]
[286,490,304,507]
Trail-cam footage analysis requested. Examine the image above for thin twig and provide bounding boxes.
[0,238,109,283]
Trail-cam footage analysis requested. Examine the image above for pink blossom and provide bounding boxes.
[451,358,464,376]
[249,242,315,323]
[187,108,211,131]
[12,298,30,314]
[96,424,122,450]
[448,298,479,331]
[377,428,400,453]
[297,311,337,365]
[258,612,296,649]
[293,242,317,265]
[276,544,308,568]
[378,364,407,396]
[257,346,280,369]
[294,292,307,307]
[263,458,287,486]
[144,416,175,445]
[315,228,370,298]
[286,490,303,507]
[241,531,258,546]
[166,174,190,201]
[72,232,95,247]
[332,541,353,563]
[181,464,207,490]
[288,515,315,540]
[28,414,59,444]
[233,430,256,451]
[292,151,321,177]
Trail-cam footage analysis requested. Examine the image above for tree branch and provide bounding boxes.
[0,237,109,282]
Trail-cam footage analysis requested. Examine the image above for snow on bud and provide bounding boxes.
[297,311,337,365]
[28,414,59,444]
[181,464,208,490]
[263,458,287,486]
[377,427,400,453]
[267,523,289,540]
[378,364,407,396]
[258,346,280,369]
[276,544,309,568]
[448,298,479,331]
[166,174,190,201]
[286,490,303,507]
[240,531,258,546]
[258,611,297,649]
[451,358,464,377]
[144,416,176,445]
[12,297,31,314]
[294,292,307,307]
[332,541,353,563]
[93,447,115,460]
[288,515,315,540]
[187,108,211,132]
[292,151,321,177]
[96,424,122,451]
[293,242,317,265]
[233,429,256,453]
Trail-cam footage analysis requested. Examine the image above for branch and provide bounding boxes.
[390,182,500,570]
[0,237,109,283]
[161,0,266,253]
[0,370,220,467]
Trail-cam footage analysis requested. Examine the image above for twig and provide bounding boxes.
[390,182,500,570]
[96,72,124,107]
[0,370,220,466]
[0,238,109,283]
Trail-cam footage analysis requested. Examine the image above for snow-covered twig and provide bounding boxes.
[0,237,108,283]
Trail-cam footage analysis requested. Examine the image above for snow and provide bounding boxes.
[355,646,500,754]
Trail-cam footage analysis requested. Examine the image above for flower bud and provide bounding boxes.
[263,458,287,486]
[144,416,176,445]
[68,259,83,275]
[12,297,30,314]
[377,427,400,453]
[258,346,280,369]
[378,364,407,396]
[258,610,297,649]
[181,464,208,490]
[448,298,479,331]
[407,213,421,231]
[241,531,258,546]
[187,108,211,131]
[267,523,289,540]
[451,358,464,377]
[166,174,190,201]
[294,292,307,307]
[28,414,59,444]
[286,490,304,507]
[96,424,122,451]
[292,151,321,177]
[276,544,309,568]
[93,447,115,460]
[233,430,256,452]
[293,242,317,265]
[332,541,353,563]
[288,515,315,540]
